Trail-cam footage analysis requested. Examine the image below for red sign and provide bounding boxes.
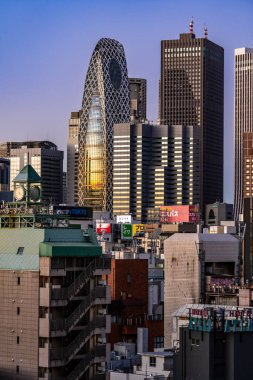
[159,205,199,224]
[96,223,111,235]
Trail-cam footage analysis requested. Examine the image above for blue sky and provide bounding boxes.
[0,0,252,202]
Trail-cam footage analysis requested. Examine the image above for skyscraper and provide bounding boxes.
[234,48,253,219]
[0,141,63,204]
[113,122,200,221]
[78,38,130,213]
[67,111,81,205]
[160,23,224,212]
[129,78,147,121]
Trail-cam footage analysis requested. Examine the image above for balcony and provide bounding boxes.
[49,317,107,367]
[51,345,106,380]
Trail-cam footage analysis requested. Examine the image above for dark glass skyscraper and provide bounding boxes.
[160,27,224,212]
[234,48,253,220]
[78,38,130,212]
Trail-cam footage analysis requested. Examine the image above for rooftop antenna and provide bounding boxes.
[204,24,208,39]
[189,17,194,34]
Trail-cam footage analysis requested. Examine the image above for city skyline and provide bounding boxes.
[1,0,253,203]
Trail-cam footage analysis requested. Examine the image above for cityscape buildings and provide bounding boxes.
[159,25,224,212]
[0,158,10,191]
[113,122,201,221]
[0,209,111,379]
[67,111,81,205]
[173,304,253,380]
[234,48,253,219]
[0,141,64,205]
[129,78,147,121]
[78,38,130,213]
[164,233,240,347]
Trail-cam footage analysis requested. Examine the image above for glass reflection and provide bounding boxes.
[83,95,104,207]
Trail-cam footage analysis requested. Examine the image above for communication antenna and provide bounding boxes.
[189,17,194,34]
[204,24,208,39]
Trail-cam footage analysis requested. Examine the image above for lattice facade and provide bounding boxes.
[78,38,130,212]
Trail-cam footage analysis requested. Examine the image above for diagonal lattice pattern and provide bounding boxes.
[78,38,130,213]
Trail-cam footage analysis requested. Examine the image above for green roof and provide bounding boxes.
[39,242,102,257]
[13,164,42,183]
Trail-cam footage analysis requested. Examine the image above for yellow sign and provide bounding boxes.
[133,224,144,236]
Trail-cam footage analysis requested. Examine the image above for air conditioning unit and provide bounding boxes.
[98,309,106,315]
[115,355,121,360]
[98,337,106,344]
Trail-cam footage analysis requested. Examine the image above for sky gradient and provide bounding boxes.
[1,0,253,203]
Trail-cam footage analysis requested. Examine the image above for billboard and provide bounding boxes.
[96,223,111,235]
[116,214,132,224]
[159,205,199,224]
[51,205,93,220]
[133,224,145,236]
[121,224,132,240]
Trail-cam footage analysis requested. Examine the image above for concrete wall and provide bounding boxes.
[164,235,200,348]
[0,270,39,379]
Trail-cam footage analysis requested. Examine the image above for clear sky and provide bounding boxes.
[0,0,252,203]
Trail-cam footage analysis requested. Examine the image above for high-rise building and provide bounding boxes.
[113,123,200,221]
[0,212,111,379]
[129,78,147,121]
[234,48,253,219]
[0,158,10,191]
[1,141,64,205]
[78,38,130,213]
[67,111,81,205]
[160,24,224,211]
[164,233,240,347]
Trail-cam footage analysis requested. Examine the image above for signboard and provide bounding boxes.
[51,205,93,220]
[96,223,111,235]
[116,214,132,224]
[121,224,132,239]
[159,205,199,224]
[133,224,145,236]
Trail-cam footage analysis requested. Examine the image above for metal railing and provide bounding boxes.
[50,317,106,365]
[51,345,106,379]
[50,287,107,334]
[51,257,110,301]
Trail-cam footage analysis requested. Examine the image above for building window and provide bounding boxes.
[127,273,131,284]
[17,277,20,285]
[17,247,24,255]
[149,356,156,367]
[191,338,200,346]
[17,307,20,315]
[17,336,20,344]
[154,336,164,348]
[16,366,19,373]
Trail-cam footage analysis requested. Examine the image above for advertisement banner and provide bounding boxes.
[159,205,199,224]
[96,223,111,235]
[133,224,145,236]
[121,224,132,239]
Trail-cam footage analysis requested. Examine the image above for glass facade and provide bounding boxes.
[83,95,104,206]
[78,38,130,213]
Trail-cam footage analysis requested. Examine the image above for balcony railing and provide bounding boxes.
[51,345,106,379]
[51,258,110,302]
[50,287,107,335]
[49,317,106,366]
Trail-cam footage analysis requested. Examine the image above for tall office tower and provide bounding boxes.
[129,78,147,121]
[160,25,224,212]
[4,141,63,204]
[113,123,200,221]
[234,48,253,219]
[0,212,111,379]
[0,158,10,191]
[67,111,81,204]
[78,38,130,213]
